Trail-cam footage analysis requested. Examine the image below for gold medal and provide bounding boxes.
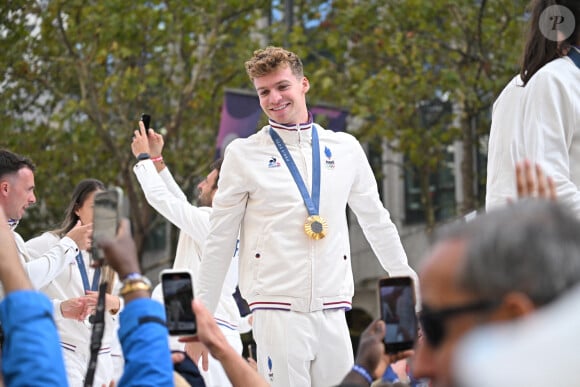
[304,215,328,240]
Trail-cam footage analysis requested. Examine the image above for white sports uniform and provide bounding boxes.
[486,50,580,214]
[25,232,121,387]
[133,159,246,387]
[3,229,77,299]
[198,118,419,387]
[485,75,526,211]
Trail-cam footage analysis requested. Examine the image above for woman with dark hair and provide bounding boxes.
[486,0,579,212]
[26,179,123,386]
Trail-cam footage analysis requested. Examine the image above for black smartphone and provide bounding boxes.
[91,187,123,264]
[141,114,151,130]
[378,276,418,353]
[160,269,197,336]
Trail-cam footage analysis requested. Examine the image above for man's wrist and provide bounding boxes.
[351,364,373,385]
[136,152,150,161]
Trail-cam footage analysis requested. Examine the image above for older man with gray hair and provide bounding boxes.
[412,199,580,386]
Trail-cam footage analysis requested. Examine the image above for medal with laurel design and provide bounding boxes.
[304,215,328,240]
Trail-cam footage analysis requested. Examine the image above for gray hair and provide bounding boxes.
[436,199,580,306]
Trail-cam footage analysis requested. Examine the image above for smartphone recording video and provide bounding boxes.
[160,269,197,336]
[91,187,123,264]
[378,276,418,353]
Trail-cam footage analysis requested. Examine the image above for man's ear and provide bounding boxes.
[494,292,536,321]
[0,180,9,197]
[302,76,310,93]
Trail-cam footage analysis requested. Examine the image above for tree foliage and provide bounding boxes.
[299,0,529,223]
[1,0,269,267]
[0,0,532,262]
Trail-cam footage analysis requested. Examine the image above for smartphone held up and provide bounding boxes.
[141,114,151,130]
[91,187,123,265]
[378,276,418,353]
[160,269,197,336]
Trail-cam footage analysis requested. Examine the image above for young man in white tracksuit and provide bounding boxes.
[197,46,420,387]
[131,130,249,387]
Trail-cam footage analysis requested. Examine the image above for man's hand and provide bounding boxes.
[131,121,151,158]
[97,218,139,277]
[183,342,209,371]
[148,129,164,158]
[354,319,413,379]
[65,221,92,251]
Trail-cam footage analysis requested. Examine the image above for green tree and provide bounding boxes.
[298,0,529,226]
[1,0,268,267]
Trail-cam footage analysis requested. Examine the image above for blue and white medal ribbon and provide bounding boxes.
[269,126,327,239]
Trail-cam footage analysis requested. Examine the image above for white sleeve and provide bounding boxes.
[18,232,78,289]
[159,166,188,202]
[133,159,209,245]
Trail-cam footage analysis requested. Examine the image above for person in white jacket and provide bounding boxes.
[196,46,419,387]
[485,0,579,213]
[26,178,123,387]
[0,149,91,298]
[131,127,249,387]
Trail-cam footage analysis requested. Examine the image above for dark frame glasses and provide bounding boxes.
[419,300,500,348]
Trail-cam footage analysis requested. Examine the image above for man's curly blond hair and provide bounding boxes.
[245,46,304,81]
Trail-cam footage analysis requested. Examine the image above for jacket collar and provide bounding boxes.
[268,112,314,145]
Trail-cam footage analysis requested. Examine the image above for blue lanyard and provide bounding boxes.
[569,47,580,69]
[269,126,321,216]
[75,252,100,292]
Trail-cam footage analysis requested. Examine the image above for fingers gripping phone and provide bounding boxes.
[91,187,123,264]
[160,269,197,336]
[378,276,418,353]
[141,114,151,130]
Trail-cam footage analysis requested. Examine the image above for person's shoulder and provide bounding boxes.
[528,56,578,86]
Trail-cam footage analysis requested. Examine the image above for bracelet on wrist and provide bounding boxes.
[352,364,373,385]
[120,280,151,297]
[120,273,152,297]
[151,155,163,162]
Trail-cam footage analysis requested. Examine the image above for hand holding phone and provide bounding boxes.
[91,188,123,265]
[161,269,197,336]
[378,276,418,353]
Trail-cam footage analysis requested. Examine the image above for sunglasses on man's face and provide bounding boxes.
[418,300,500,348]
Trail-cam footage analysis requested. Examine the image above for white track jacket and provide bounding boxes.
[198,123,419,314]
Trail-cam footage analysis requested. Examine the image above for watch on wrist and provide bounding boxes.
[122,272,151,285]
[120,273,152,296]
[120,281,151,297]
[136,152,151,161]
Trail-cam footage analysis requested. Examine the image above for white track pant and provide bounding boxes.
[253,309,354,387]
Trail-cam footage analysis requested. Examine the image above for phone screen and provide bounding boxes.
[91,188,122,263]
[161,270,196,336]
[378,276,418,353]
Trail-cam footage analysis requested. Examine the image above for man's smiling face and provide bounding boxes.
[254,64,310,125]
